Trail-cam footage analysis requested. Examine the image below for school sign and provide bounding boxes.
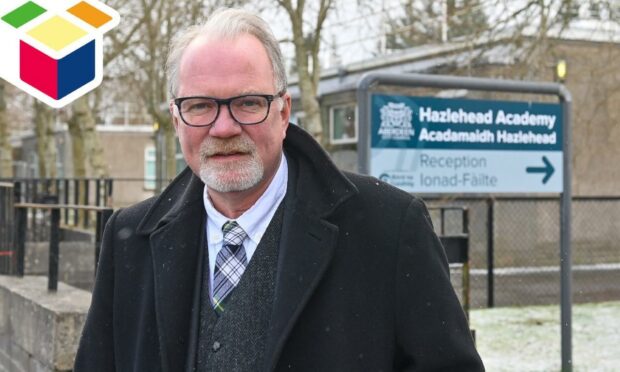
[370,95,563,193]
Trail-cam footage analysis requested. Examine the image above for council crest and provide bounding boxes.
[378,102,415,141]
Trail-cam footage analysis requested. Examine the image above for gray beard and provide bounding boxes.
[199,155,264,192]
[198,135,264,192]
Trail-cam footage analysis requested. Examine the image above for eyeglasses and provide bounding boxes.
[173,92,284,127]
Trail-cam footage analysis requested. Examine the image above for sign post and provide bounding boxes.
[357,73,572,371]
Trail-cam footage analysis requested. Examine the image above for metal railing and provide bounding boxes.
[425,196,620,308]
[2,177,113,232]
[12,203,113,291]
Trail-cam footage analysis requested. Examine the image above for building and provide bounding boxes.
[12,123,160,207]
[288,23,620,196]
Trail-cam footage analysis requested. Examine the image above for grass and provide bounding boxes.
[470,301,620,371]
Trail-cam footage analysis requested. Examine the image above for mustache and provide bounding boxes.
[200,136,256,157]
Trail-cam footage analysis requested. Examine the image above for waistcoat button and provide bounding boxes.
[212,341,221,352]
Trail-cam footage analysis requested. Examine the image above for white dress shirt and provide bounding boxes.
[203,154,288,299]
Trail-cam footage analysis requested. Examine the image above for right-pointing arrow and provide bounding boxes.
[526,156,555,184]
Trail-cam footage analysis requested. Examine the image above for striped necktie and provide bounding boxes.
[212,220,247,314]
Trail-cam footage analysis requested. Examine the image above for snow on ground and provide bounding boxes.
[470,301,620,372]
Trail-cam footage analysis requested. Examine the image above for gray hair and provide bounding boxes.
[166,8,287,98]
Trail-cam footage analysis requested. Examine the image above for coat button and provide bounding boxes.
[212,341,221,352]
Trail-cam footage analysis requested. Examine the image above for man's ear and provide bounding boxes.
[279,93,291,137]
[169,101,180,132]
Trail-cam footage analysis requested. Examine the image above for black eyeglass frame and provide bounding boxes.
[173,92,285,127]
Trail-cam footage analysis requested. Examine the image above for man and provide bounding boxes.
[75,8,484,372]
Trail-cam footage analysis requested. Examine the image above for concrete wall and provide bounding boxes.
[0,276,90,372]
[25,241,95,292]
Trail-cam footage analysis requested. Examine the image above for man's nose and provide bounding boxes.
[208,105,243,138]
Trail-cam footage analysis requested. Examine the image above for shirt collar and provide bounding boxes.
[203,154,288,245]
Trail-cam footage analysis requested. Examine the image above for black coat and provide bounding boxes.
[75,125,484,371]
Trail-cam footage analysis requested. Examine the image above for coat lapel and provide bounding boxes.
[150,202,204,372]
[137,169,205,372]
[263,127,359,371]
[263,203,339,371]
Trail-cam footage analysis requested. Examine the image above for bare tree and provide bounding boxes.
[67,95,111,178]
[0,82,11,178]
[33,100,57,178]
[112,0,248,186]
[385,0,488,49]
[276,0,334,144]
[66,108,87,181]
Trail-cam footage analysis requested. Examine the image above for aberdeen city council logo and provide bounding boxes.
[0,0,119,108]
[378,102,415,141]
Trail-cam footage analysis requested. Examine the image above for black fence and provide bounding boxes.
[425,196,620,308]
[0,177,113,241]
[0,179,114,290]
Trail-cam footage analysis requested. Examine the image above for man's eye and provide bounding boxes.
[239,98,261,107]
[184,100,214,113]
[233,97,266,113]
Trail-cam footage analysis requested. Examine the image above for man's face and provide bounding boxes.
[171,34,290,194]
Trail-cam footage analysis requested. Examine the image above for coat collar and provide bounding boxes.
[135,166,204,236]
[282,124,358,217]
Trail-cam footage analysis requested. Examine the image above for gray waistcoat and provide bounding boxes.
[195,204,284,371]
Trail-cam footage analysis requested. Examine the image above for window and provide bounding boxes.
[144,146,156,190]
[329,104,357,145]
[560,2,580,20]
[590,2,601,19]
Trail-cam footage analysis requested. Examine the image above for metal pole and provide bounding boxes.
[462,207,471,320]
[440,208,446,235]
[73,180,79,226]
[15,207,26,277]
[83,179,90,227]
[95,179,101,206]
[0,185,8,274]
[48,208,60,291]
[560,90,573,372]
[487,197,495,308]
[13,180,21,204]
[105,178,113,207]
[64,179,69,225]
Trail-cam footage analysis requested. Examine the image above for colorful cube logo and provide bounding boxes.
[0,0,119,108]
